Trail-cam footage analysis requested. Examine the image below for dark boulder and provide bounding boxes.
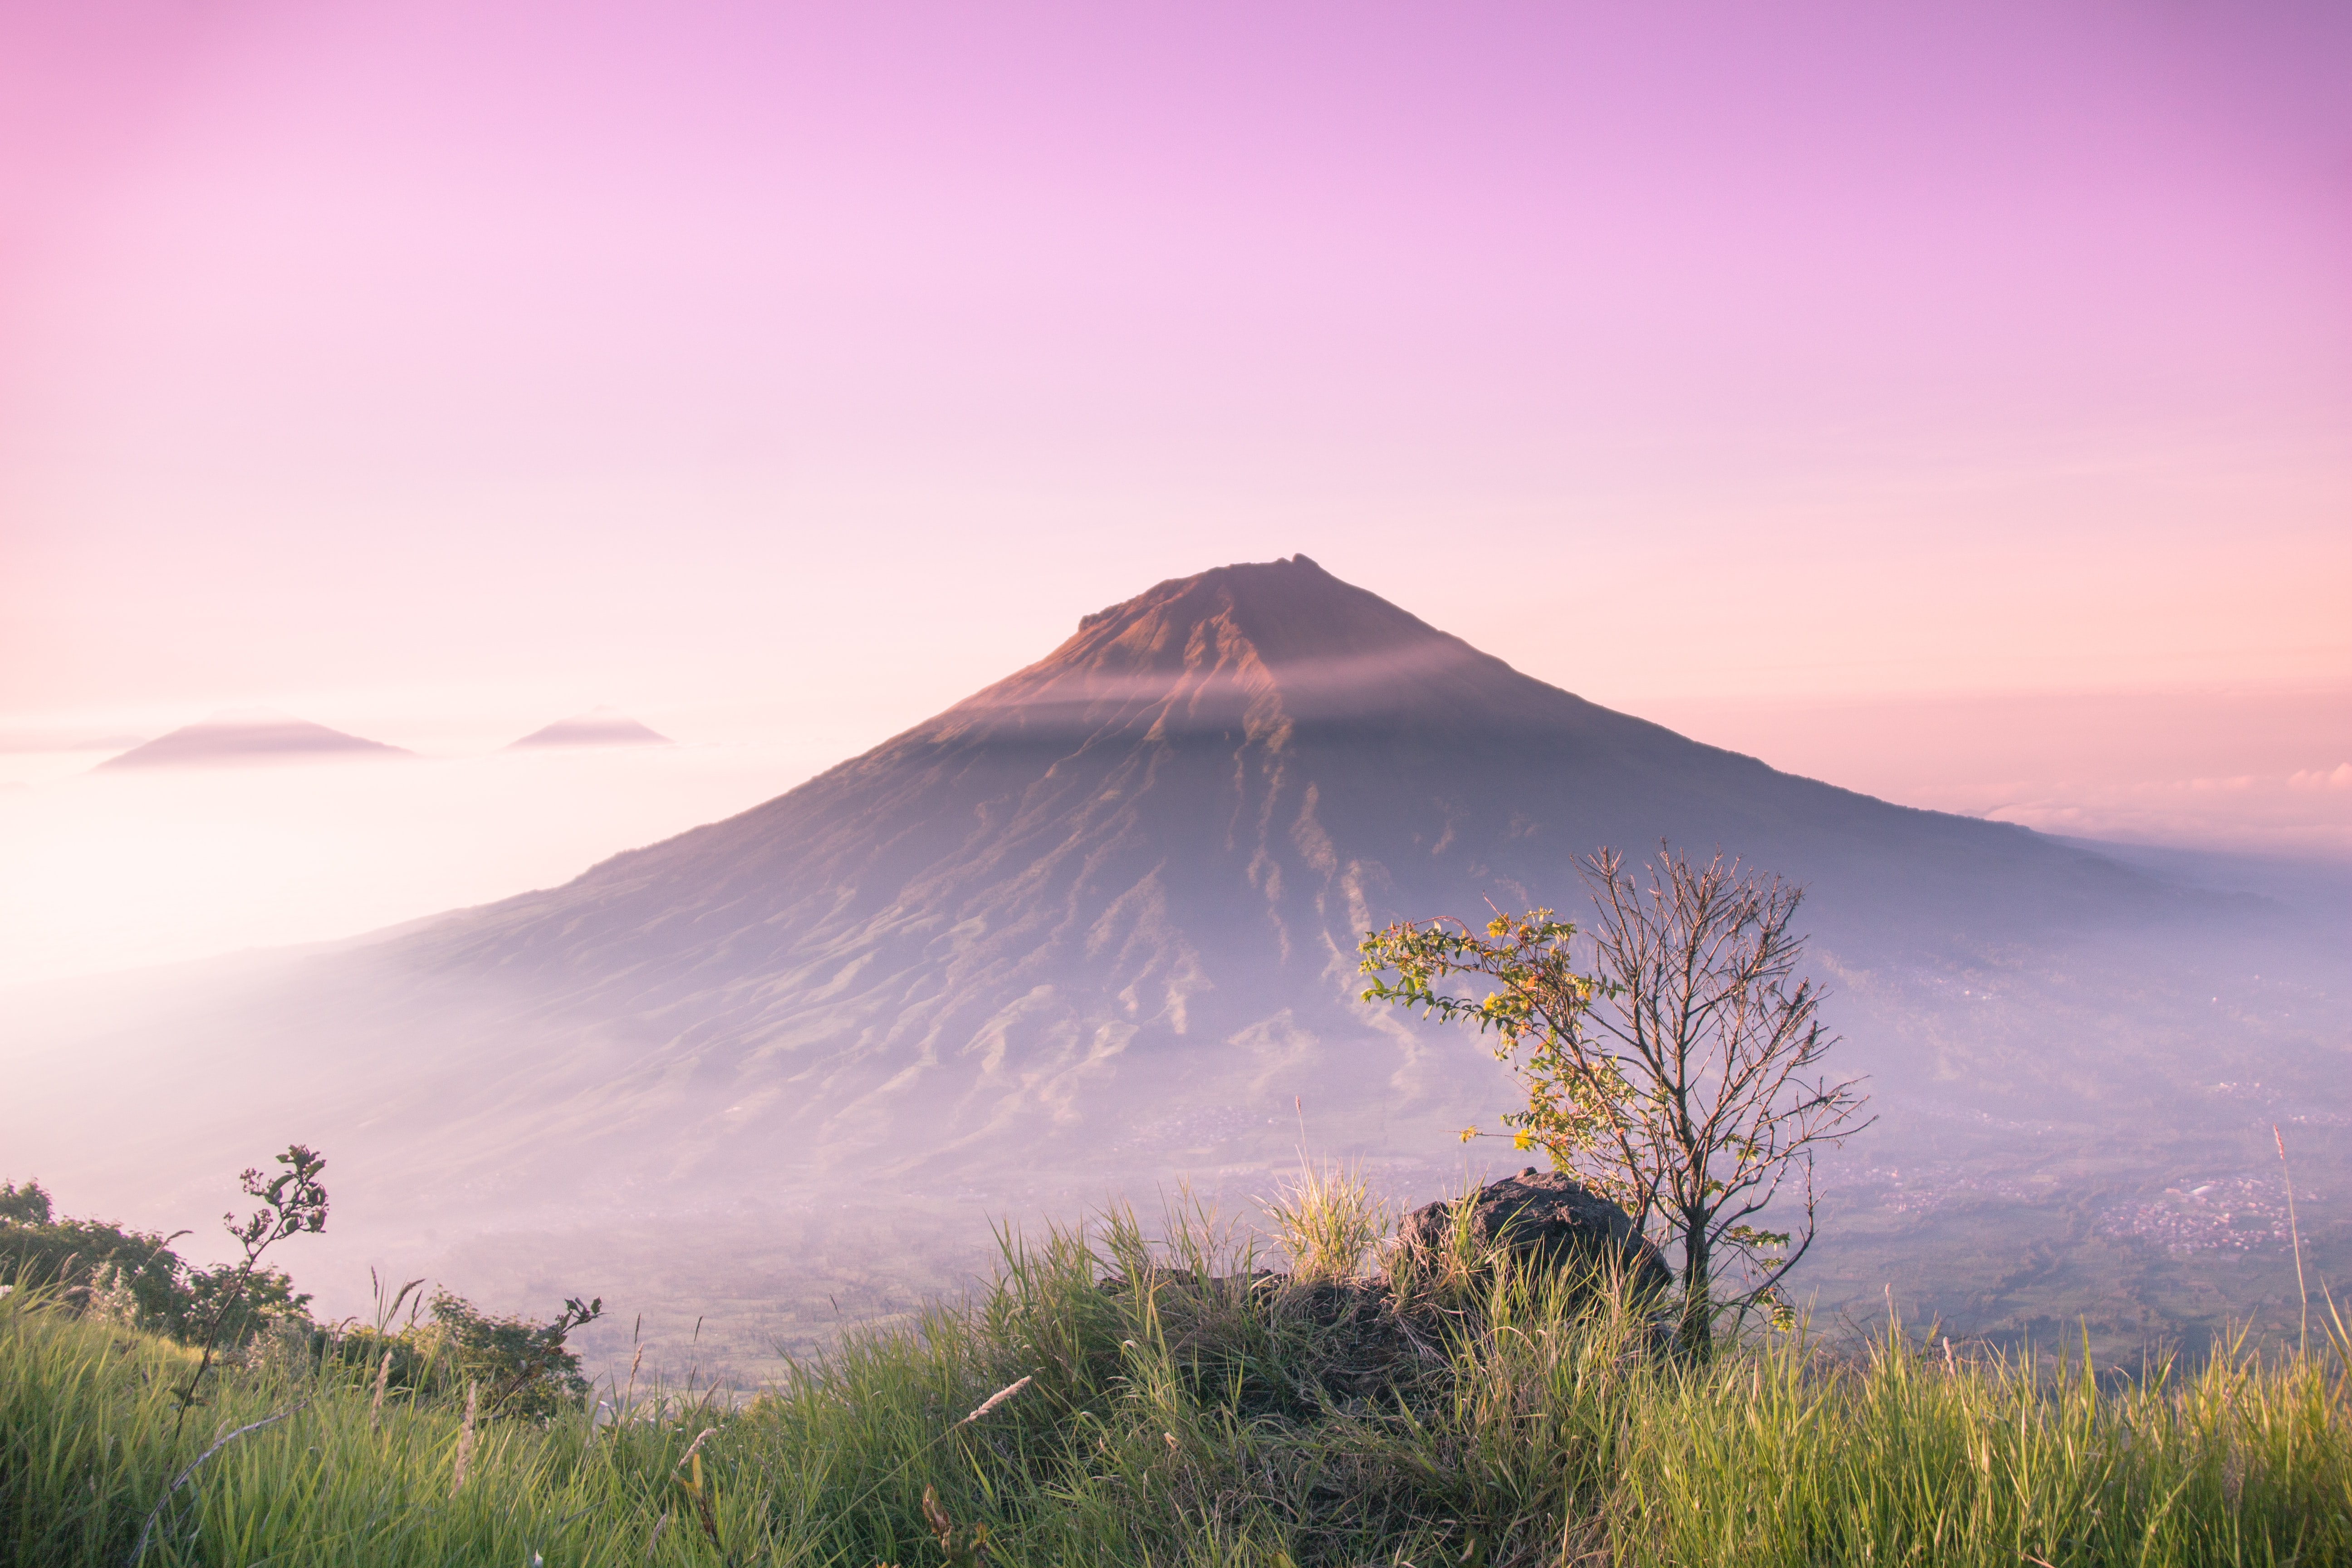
[1398,1168,1673,1298]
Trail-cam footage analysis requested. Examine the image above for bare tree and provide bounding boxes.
[1360,845,1870,1357]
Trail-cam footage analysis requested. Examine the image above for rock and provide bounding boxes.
[1397,1168,1673,1298]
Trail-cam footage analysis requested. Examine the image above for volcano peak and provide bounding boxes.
[1065,554,1429,659]
[931,556,1548,743]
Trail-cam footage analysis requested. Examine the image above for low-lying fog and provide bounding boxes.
[1639,686,2352,862]
[0,743,831,987]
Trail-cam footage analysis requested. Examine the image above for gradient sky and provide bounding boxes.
[1,2,2348,978]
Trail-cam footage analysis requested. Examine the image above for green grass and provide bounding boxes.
[4,1191,2348,1567]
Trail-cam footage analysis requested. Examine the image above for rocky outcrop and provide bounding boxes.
[1398,1168,1673,1298]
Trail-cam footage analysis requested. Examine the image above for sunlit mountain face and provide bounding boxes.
[6,559,2344,1374]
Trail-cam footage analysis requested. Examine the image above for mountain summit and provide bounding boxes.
[933,554,1538,740]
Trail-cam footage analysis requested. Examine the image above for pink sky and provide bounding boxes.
[0,2,2347,978]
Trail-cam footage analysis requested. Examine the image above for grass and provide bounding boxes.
[3,1176,2348,1567]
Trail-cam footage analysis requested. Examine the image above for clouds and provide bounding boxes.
[1640,686,2352,861]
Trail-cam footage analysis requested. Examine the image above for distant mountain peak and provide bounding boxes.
[508,708,672,750]
[96,710,412,769]
[936,555,1567,744]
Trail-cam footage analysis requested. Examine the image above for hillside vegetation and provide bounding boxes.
[5,1178,2348,1568]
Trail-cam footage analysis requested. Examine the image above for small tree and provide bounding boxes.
[1361,845,1870,1357]
[172,1146,329,1432]
[0,1178,54,1225]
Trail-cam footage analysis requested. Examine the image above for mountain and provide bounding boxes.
[8,557,2343,1364]
[323,553,2205,1206]
[94,710,411,769]
[507,709,672,749]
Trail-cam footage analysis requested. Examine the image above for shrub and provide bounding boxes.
[420,1289,603,1420]
[0,1187,309,1346]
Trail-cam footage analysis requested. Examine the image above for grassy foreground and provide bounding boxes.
[4,1197,2349,1567]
